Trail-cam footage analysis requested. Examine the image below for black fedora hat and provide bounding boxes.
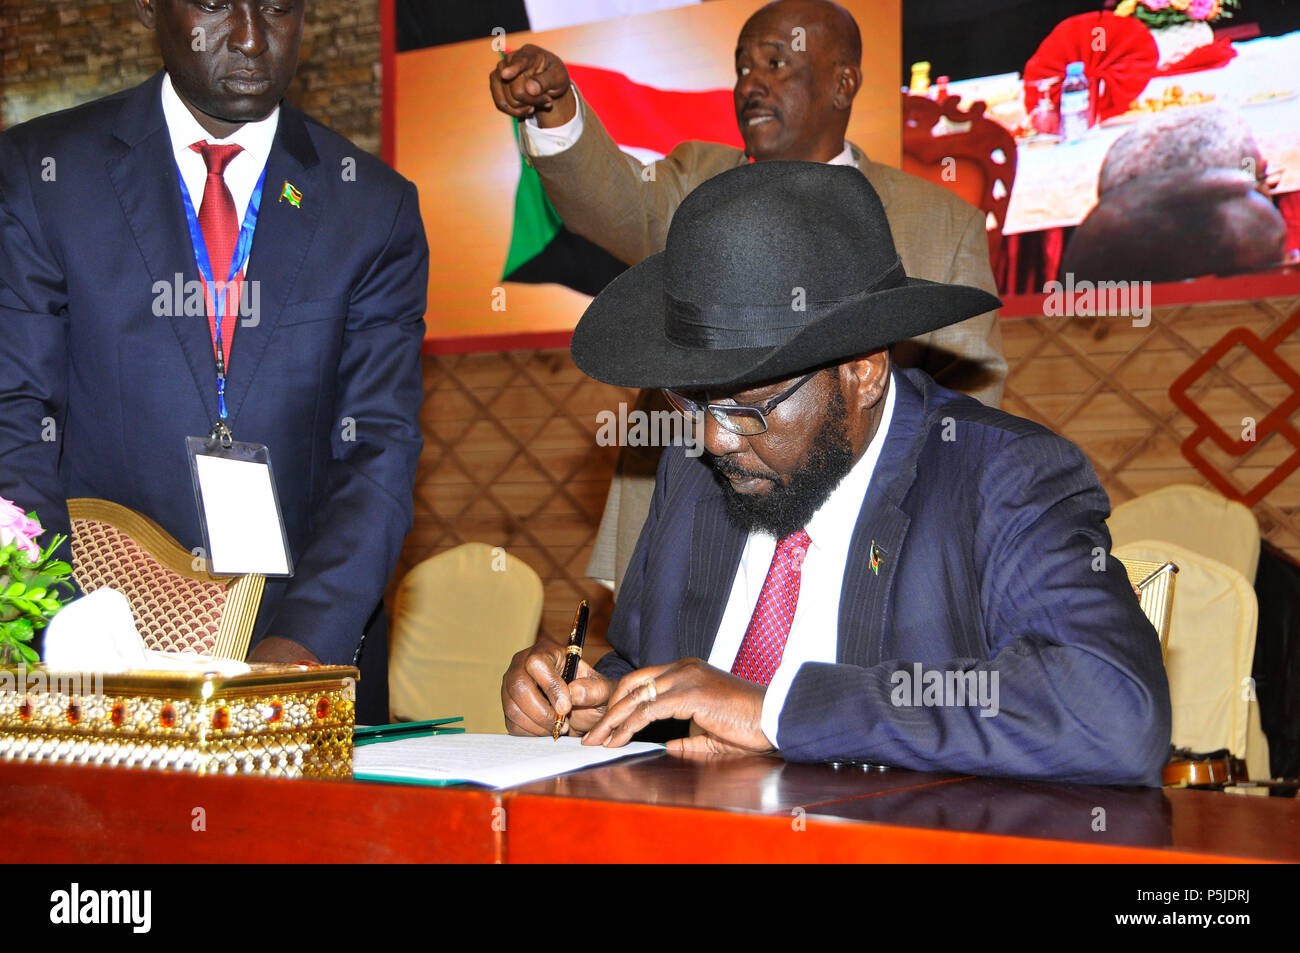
[570,161,1001,391]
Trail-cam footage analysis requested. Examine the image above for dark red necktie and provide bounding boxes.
[189,141,244,368]
[731,529,812,686]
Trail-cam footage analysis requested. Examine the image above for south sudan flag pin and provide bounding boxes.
[870,541,884,576]
[279,181,303,208]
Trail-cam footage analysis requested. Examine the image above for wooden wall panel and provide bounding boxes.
[393,295,1300,645]
[1001,294,1300,560]
[390,349,636,647]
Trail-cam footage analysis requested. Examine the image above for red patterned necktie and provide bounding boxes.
[189,141,244,368]
[731,529,813,686]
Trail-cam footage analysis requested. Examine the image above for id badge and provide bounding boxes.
[186,436,294,577]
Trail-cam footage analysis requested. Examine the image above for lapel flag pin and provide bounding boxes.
[279,181,302,208]
[870,540,884,576]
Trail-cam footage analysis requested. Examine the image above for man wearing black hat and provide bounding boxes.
[491,0,1007,592]
[502,161,1171,786]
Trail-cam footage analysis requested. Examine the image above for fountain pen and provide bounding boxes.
[552,600,590,740]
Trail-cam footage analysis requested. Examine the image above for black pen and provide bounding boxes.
[552,600,589,740]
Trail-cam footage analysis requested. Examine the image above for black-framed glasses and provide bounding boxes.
[662,370,821,436]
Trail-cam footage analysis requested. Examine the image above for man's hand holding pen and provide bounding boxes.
[502,631,774,755]
[501,638,613,738]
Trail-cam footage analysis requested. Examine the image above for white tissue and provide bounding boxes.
[42,588,250,676]
[43,588,149,672]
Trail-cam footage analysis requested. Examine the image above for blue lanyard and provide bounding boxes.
[176,158,267,422]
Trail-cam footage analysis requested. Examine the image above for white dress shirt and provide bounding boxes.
[521,85,858,169]
[706,373,897,748]
[160,72,279,237]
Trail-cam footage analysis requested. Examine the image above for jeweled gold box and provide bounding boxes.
[0,663,357,779]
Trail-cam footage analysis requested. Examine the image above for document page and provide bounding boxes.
[352,733,663,788]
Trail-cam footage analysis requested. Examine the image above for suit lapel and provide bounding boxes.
[678,490,746,660]
[223,106,322,425]
[107,72,218,421]
[837,372,927,666]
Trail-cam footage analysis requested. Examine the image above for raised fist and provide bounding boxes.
[489,44,576,127]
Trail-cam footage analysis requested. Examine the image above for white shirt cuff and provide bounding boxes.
[521,85,584,157]
[760,661,802,748]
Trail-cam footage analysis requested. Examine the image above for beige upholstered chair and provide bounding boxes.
[67,498,265,662]
[388,542,544,732]
[1109,484,1261,583]
[1115,540,1270,782]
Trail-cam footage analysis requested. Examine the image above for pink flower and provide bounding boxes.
[0,496,43,561]
[1188,0,1215,18]
[1143,0,1172,9]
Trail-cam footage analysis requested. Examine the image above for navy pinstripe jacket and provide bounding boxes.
[597,368,1172,786]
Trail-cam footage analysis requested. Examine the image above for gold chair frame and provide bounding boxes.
[67,498,265,661]
[1116,555,1177,664]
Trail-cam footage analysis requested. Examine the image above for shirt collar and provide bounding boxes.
[804,369,897,552]
[826,143,858,169]
[160,71,279,166]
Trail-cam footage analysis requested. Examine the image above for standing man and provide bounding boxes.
[0,0,429,723]
[490,0,1006,589]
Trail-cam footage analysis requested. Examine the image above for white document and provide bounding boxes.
[193,453,291,575]
[352,733,663,788]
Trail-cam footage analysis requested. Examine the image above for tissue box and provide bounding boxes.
[0,663,357,779]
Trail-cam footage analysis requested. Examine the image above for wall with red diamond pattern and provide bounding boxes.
[1001,294,1300,560]
[391,295,1300,647]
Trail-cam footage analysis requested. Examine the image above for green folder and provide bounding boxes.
[353,717,465,747]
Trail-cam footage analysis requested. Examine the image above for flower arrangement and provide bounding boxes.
[1115,0,1239,26]
[0,497,74,665]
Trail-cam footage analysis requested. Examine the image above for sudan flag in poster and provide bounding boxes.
[395,0,742,299]
[500,64,743,296]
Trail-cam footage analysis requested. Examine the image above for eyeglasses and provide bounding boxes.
[662,370,821,436]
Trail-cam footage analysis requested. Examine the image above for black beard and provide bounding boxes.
[709,387,855,539]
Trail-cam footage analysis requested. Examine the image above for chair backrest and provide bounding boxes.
[1108,484,1260,583]
[67,498,265,662]
[388,542,544,732]
[1115,540,1270,781]
[901,94,1018,265]
[1115,554,1177,664]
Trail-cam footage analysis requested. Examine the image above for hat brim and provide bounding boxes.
[571,251,1003,391]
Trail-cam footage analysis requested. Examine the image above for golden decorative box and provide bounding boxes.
[0,663,357,779]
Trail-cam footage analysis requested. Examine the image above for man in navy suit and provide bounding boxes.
[502,161,1171,785]
[0,1,427,722]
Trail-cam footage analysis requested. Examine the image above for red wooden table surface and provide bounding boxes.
[2,753,1295,863]
[1,761,500,863]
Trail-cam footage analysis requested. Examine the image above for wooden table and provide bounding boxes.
[3,752,1296,863]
